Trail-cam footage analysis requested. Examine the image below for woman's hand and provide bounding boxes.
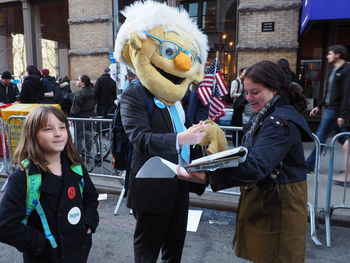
[176,165,207,184]
[87,227,92,234]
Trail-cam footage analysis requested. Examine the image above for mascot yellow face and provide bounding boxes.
[115,1,228,153]
[115,1,208,105]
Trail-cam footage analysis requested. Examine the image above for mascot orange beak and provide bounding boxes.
[174,52,192,71]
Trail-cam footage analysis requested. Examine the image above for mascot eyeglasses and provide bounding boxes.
[144,31,201,65]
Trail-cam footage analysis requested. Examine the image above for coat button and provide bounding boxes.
[276,121,280,125]
[270,116,274,120]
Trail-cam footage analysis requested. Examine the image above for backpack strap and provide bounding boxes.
[21,159,58,249]
[70,164,84,196]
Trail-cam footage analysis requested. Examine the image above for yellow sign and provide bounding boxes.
[1,104,61,153]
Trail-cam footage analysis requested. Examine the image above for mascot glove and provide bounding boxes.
[199,120,228,154]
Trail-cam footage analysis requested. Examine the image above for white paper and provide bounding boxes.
[189,146,248,165]
[187,209,203,232]
[98,193,108,201]
[136,156,187,179]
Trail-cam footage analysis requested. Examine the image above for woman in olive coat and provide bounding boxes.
[178,61,313,263]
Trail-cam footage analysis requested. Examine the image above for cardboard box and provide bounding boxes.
[1,104,61,153]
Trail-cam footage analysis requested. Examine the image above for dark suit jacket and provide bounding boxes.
[120,82,205,213]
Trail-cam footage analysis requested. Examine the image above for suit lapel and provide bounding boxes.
[159,106,174,132]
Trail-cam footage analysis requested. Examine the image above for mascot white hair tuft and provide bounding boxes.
[114,0,208,73]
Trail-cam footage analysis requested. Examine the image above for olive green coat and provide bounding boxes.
[235,181,307,263]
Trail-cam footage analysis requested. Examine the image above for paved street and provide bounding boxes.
[0,193,349,263]
[1,140,350,262]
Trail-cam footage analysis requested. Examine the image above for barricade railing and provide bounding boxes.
[321,132,350,247]
[307,133,322,246]
[0,117,9,192]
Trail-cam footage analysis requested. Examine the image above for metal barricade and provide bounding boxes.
[0,117,9,192]
[307,133,322,246]
[321,132,350,247]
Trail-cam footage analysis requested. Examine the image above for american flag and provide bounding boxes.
[197,58,228,121]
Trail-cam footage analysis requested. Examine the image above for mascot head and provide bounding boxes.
[115,0,208,105]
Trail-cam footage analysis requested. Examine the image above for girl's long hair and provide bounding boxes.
[13,105,81,172]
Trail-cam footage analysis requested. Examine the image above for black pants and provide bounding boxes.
[96,104,114,131]
[132,194,189,263]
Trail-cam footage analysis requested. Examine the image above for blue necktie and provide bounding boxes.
[168,104,190,164]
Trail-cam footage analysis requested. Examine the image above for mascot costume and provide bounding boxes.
[115,1,227,262]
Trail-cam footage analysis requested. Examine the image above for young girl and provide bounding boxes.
[0,105,99,263]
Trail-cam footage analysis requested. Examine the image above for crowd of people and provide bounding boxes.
[0,65,117,120]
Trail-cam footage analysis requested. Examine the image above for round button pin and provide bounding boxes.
[67,186,76,200]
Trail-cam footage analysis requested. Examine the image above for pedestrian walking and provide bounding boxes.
[0,105,99,262]
[305,45,350,173]
[178,61,313,263]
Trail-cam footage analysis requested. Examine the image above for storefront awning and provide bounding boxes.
[300,0,350,33]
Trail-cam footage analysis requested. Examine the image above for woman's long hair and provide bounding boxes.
[245,60,306,112]
[79,74,93,88]
[13,106,81,172]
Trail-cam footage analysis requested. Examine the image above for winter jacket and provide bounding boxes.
[318,62,350,119]
[0,155,99,263]
[0,82,19,103]
[94,74,116,106]
[208,100,313,263]
[70,86,95,118]
[20,75,45,103]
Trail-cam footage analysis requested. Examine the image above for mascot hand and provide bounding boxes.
[199,120,228,154]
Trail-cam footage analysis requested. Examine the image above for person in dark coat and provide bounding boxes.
[277,58,296,88]
[41,68,56,104]
[0,106,99,263]
[184,83,209,127]
[94,67,117,120]
[0,71,19,104]
[70,74,96,155]
[19,65,45,103]
[178,61,313,263]
[305,45,350,173]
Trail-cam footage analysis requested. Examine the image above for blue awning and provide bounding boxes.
[300,0,350,33]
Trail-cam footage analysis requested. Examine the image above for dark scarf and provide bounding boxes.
[242,95,281,151]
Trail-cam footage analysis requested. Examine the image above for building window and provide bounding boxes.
[202,1,216,30]
[180,0,216,30]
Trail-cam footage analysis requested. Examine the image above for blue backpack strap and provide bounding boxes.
[21,159,57,249]
[35,200,57,248]
[70,164,84,196]
[21,159,41,225]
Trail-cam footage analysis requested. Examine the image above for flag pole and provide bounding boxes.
[211,51,219,96]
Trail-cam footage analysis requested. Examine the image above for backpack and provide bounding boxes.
[21,159,84,249]
[49,77,63,105]
[110,81,154,171]
[60,83,73,110]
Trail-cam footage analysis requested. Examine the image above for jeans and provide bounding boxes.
[306,108,347,168]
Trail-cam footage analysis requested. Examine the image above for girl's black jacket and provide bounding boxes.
[0,154,99,263]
